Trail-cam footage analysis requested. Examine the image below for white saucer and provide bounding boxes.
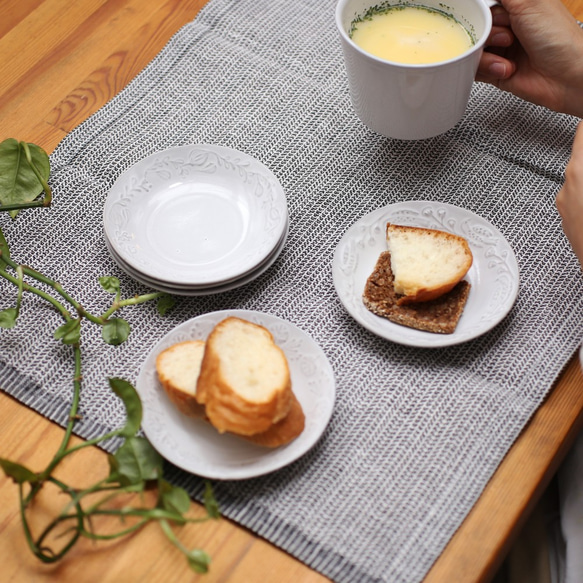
[136,310,336,480]
[103,145,288,286]
[332,201,520,348]
[105,215,288,296]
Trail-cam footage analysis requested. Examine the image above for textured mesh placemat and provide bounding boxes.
[1,1,582,581]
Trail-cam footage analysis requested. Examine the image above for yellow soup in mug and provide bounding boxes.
[350,4,474,65]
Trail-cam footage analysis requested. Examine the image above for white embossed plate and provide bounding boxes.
[332,201,520,347]
[136,310,336,480]
[104,215,289,296]
[103,145,287,286]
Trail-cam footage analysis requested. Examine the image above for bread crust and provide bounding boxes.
[363,251,470,334]
[240,391,305,448]
[386,223,473,304]
[156,340,207,418]
[196,317,293,436]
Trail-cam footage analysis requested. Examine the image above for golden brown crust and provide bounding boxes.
[159,379,207,418]
[156,340,207,418]
[386,223,473,304]
[238,391,305,448]
[196,317,293,436]
[363,251,470,334]
[395,281,459,305]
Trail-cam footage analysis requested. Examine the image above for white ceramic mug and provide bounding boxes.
[335,0,494,140]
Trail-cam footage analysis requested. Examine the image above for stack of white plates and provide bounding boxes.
[103,145,288,295]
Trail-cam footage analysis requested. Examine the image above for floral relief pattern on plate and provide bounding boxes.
[332,201,520,348]
[103,145,288,286]
[136,310,336,480]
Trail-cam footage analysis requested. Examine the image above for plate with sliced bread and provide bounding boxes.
[136,310,335,480]
[332,201,520,347]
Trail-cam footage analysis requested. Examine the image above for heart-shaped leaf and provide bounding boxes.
[0,308,18,329]
[108,378,142,438]
[157,294,176,316]
[186,548,211,573]
[0,227,10,268]
[54,319,81,345]
[0,139,50,216]
[159,479,192,515]
[0,458,39,484]
[113,436,163,486]
[99,276,121,294]
[102,318,130,345]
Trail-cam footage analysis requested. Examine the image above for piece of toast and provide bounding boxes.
[156,340,207,418]
[156,330,305,447]
[363,250,470,334]
[386,223,472,304]
[196,317,293,436]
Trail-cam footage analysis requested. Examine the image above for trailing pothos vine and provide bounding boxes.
[0,138,218,573]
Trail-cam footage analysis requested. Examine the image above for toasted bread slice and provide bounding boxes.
[241,391,305,448]
[196,317,293,436]
[386,223,472,304]
[363,251,470,334]
[156,340,207,418]
[156,333,304,447]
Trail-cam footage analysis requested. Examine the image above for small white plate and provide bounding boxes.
[332,201,520,348]
[104,216,289,296]
[136,310,336,480]
[103,145,287,286]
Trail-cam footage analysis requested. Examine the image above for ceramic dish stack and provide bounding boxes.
[103,145,289,296]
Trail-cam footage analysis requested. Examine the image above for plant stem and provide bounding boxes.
[79,518,149,540]
[100,292,167,320]
[20,479,83,563]
[37,344,83,482]
[0,267,71,320]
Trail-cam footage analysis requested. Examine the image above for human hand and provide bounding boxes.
[476,0,583,118]
[556,123,583,269]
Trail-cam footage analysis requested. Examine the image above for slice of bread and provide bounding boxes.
[386,223,472,304]
[156,330,304,447]
[156,340,207,418]
[363,251,470,334]
[196,317,293,436]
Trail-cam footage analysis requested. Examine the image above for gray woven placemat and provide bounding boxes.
[1,1,582,581]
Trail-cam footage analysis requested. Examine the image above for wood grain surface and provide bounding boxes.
[1,1,582,582]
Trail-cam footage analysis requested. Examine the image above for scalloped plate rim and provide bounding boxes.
[103,144,288,286]
[136,310,336,480]
[332,201,520,348]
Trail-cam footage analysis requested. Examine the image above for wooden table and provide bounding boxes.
[1,1,582,581]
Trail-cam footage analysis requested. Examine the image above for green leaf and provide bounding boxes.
[0,307,18,329]
[0,227,10,268]
[157,295,176,316]
[106,453,121,483]
[159,479,192,515]
[99,276,121,294]
[0,139,50,216]
[203,481,220,519]
[54,319,81,344]
[102,318,130,345]
[186,548,211,573]
[113,436,163,486]
[0,458,39,484]
[108,378,142,437]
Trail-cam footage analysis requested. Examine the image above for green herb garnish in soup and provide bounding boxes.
[350,3,475,65]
